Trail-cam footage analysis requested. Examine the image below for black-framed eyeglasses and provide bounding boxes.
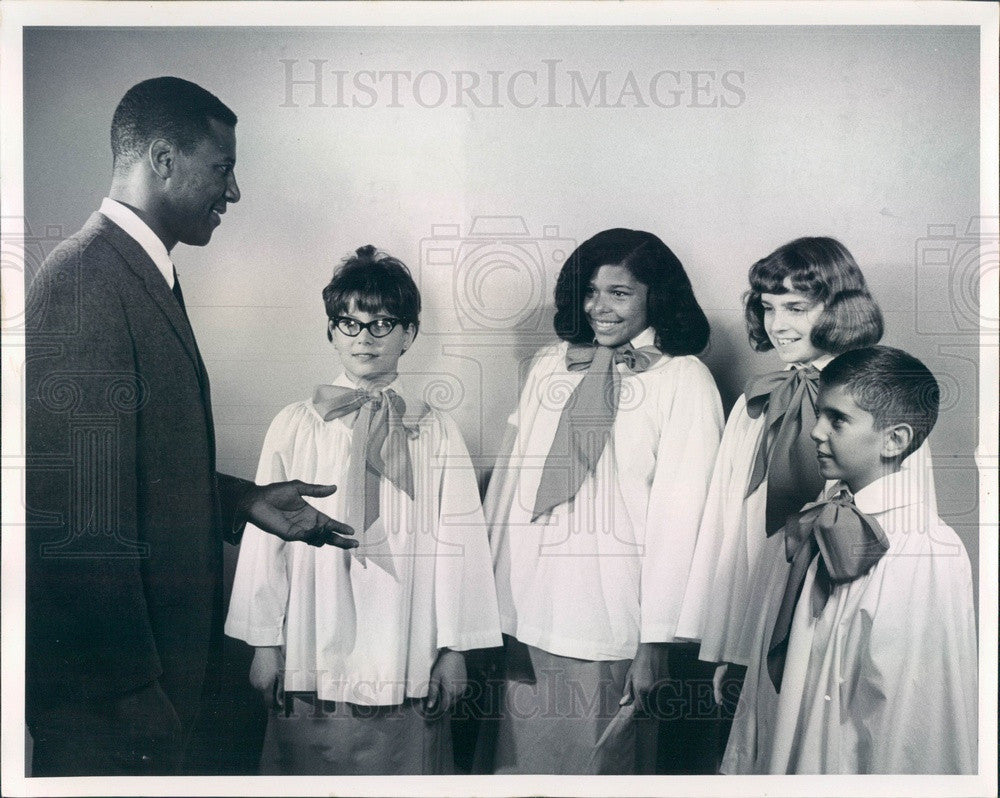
[331,316,404,338]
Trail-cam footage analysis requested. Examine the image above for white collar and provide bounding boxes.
[785,353,835,372]
[332,371,408,399]
[99,197,174,288]
[630,327,657,349]
[832,467,918,516]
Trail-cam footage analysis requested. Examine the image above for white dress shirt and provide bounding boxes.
[99,197,174,288]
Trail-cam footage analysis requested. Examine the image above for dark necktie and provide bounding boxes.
[766,488,889,691]
[531,342,662,521]
[171,267,187,316]
[743,365,824,535]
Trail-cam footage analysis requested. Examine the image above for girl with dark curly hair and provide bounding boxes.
[482,228,723,773]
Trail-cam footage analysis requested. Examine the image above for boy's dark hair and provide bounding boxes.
[744,237,884,354]
[111,77,238,168]
[553,228,710,355]
[322,245,421,342]
[820,345,939,459]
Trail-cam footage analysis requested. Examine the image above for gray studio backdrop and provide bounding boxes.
[23,25,982,598]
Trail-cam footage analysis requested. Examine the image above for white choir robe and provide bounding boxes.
[225,374,502,706]
[723,468,977,774]
[486,328,724,662]
[675,355,940,668]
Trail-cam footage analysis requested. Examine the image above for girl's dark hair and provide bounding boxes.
[744,237,883,354]
[322,245,420,342]
[552,228,710,355]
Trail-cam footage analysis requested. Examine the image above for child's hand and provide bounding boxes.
[249,646,284,700]
[621,642,667,710]
[712,663,728,706]
[424,649,467,716]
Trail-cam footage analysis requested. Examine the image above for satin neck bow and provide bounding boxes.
[743,364,824,536]
[532,342,660,522]
[565,341,663,373]
[312,384,429,577]
[766,488,889,691]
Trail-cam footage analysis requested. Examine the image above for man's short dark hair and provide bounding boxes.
[322,245,421,341]
[111,77,237,168]
[820,345,940,459]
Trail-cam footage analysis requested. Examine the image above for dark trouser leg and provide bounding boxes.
[716,663,747,766]
[31,701,182,777]
[654,642,720,774]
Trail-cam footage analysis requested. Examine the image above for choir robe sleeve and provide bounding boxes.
[223,406,297,647]
[432,411,504,652]
[850,521,978,774]
[674,395,750,646]
[639,358,724,643]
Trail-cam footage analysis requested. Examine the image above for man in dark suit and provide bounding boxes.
[25,76,356,777]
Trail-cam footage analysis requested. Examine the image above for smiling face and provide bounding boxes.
[811,383,894,493]
[162,118,240,247]
[329,298,415,388]
[760,277,827,365]
[583,264,650,347]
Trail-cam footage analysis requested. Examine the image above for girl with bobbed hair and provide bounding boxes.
[553,228,712,355]
[482,228,723,774]
[676,236,889,714]
[227,245,501,775]
[743,237,884,356]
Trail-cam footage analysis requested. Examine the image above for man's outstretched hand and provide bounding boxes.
[241,480,357,547]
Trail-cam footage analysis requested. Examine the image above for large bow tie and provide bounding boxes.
[744,365,824,536]
[312,384,428,577]
[531,342,662,521]
[766,488,889,691]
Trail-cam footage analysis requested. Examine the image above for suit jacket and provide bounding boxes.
[26,212,252,732]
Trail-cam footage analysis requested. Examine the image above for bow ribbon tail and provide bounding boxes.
[344,401,375,569]
[766,530,818,693]
[532,346,618,521]
[767,493,889,692]
[354,398,398,580]
[744,373,798,500]
[744,373,824,535]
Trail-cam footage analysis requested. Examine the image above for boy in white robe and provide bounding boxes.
[724,345,977,774]
[225,246,502,774]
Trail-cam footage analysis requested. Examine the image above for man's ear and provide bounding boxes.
[882,422,914,459]
[148,138,175,179]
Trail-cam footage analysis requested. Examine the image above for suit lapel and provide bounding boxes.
[89,212,218,469]
[89,213,203,376]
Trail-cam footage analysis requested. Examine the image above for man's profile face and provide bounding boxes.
[164,117,240,247]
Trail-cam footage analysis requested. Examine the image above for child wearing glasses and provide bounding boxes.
[225,245,502,774]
